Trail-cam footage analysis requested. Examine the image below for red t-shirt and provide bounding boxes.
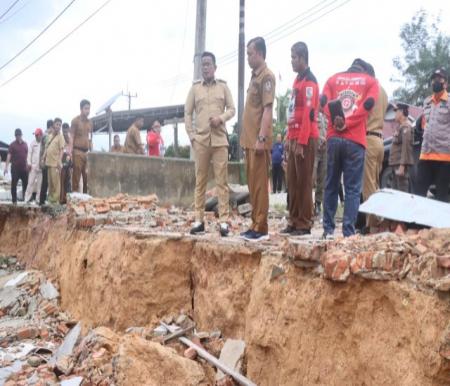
[8,140,28,172]
[147,131,163,156]
[322,71,379,148]
[287,68,319,145]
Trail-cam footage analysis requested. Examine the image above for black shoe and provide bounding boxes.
[291,229,311,236]
[314,202,321,216]
[280,225,295,234]
[219,223,229,237]
[322,232,334,240]
[243,231,270,242]
[240,229,252,237]
[190,222,205,235]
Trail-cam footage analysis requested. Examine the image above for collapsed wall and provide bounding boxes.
[0,205,449,385]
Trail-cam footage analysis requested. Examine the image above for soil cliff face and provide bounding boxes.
[0,206,449,385]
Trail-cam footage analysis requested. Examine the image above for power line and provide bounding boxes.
[217,0,334,63]
[153,0,339,88]
[0,0,20,21]
[0,0,77,72]
[0,0,114,89]
[0,0,32,25]
[219,0,351,67]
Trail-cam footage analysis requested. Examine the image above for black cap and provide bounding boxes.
[430,68,448,82]
[392,102,409,117]
[351,58,368,71]
[14,128,22,136]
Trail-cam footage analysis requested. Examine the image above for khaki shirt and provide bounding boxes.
[70,115,93,151]
[367,85,388,133]
[111,145,123,153]
[185,78,236,147]
[389,122,414,166]
[241,63,276,149]
[124,124,144,154]
[45,132,65,168]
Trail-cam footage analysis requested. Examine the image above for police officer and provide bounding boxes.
[416,68,450,202]
[389,102,414,192]
[185,51,236,236]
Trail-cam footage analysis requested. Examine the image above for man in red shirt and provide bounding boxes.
[321,59,379,237]
[4,128,28,204]
[147,119,164,157]
[281,42,319,235]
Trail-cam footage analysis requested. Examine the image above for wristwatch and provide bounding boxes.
[257,135,267,143]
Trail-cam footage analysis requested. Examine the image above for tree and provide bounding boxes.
[164,144,190,159]
[274,89,291,138]
[392,9,450,106]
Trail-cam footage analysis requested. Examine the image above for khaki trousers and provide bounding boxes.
[287,138,316,229]
[245,149,270,234]
[47,167,60,204]
[363,134,384,227]
[194,142,229,222]
[72,150,87,193]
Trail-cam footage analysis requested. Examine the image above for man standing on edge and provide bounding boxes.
[361,63,388,233]
[240,37,276,242]
[24,128,43,203]
[70,99,92,194]
[4,128,28,204]
[321,58,379,238]
[124,115,145,155]
[39,120,53,205]
[185,51,236,236]
[415,68,450,202]
[389,102,414,192]
[271,133,284,194]
[45,118,65,204]
[281,41,319,236]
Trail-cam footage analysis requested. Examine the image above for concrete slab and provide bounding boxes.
[40,280,59,300]
[360,189,450,228]
[50,323,81,365]
[216,339,246,381]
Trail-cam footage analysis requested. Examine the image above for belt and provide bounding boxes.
[366,131,383,139]
[74,146,89,152]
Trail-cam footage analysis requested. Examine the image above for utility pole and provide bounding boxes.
[193,0,207,80]
[237,0,245,161]
[190,0,207,160]
[122,90,137,110]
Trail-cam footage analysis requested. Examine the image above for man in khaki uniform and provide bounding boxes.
[185,51,236,236]
[361,64,388,232]
[389,102,414,192]
[111,135,123,153]
[45,118,65,204]
[70,99,93,194]
[240,37,276,242]
[124,115,145,155]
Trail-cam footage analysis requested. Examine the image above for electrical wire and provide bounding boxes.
[0,0,77,72]
[0,0,114,89]
[0,0,32,24]
[0,0,20,21]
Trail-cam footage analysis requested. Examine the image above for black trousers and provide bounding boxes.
[272,163,283,193]
[11,168,28,203]
[415,160,450,202]
[39,167,48,205]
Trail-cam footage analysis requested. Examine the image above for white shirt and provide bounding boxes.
[27,139,41,170]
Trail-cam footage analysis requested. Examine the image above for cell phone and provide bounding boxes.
[328,99,345,123]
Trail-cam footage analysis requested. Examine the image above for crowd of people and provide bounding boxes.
[4,37,449,240]
[185,37,450,241]
[4,100,92,205]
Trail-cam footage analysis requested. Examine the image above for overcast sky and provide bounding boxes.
[0,0,449,149]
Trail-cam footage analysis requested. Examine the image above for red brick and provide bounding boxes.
[95,203,110,214]
[437,256,450,269]
[41,301,58,316]
[57,323,69,336]
[184,347,197,360]
[17,326,39,340]
[40,327,49,339]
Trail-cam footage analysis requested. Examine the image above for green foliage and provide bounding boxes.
[392,9,450,106]
[164,144,190,159]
